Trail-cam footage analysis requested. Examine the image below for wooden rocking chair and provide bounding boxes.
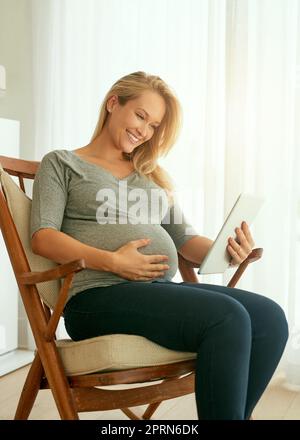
[0,154,263,420]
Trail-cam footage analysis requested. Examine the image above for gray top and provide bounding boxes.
[30,149,199,298]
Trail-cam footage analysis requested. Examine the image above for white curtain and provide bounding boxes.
[224,0,300,387]
[30,0,300,385]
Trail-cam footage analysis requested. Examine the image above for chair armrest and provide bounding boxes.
[179,248,263,286]
[18,259,85,342]
[243,247,263,264]
[178,253,199,282]
[227,248,263,288]
[18,259,86,285]
[18,259,87,342]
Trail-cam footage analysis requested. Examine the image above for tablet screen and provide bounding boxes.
[198,193,265,275]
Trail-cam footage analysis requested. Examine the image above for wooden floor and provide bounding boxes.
[0,365,300,420]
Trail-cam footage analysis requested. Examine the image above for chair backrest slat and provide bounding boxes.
[0,155,39,180]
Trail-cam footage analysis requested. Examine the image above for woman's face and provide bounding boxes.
[106,90,166,155]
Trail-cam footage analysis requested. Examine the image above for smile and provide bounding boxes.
[126,130,140,144]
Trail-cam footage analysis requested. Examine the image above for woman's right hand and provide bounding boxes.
[111,238,170,281]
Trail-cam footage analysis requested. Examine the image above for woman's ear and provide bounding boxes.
[107,95,118,113]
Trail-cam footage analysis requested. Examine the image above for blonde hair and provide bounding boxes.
[90,71,182,205]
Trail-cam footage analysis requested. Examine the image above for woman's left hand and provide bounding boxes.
[227,221,255,267]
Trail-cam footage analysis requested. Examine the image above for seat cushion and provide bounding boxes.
[56,333,196,376]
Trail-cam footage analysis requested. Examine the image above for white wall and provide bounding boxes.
[0,0,34,159]
[0,118,20,354]
[0,0,35,349]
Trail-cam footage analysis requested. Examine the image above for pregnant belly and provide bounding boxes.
[62,221,179,279]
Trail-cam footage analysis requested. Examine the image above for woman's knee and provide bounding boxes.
[179,294,252,352]
[223,298,252,336]
[219,288,289,349]
[266,298,289,343]
[252,295,289,347]
[203,296,252,341]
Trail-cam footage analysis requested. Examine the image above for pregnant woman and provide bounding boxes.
[30,71,288,420]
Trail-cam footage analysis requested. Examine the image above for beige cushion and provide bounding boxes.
[0,162,196,375]
[57,334,196,376]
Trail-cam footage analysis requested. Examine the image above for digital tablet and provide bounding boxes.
[198,193,265,275]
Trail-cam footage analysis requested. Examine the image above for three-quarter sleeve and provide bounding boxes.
[161,199,199,250]
[30,151,68,239]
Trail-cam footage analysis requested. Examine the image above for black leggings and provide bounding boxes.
[63,280,289,420]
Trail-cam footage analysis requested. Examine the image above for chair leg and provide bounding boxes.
[15,353,44,420]
[121,408,142,420]
[142,401,162,419]
[41,344,79,420]
[121,377,174,420]
[142,377,176,419]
